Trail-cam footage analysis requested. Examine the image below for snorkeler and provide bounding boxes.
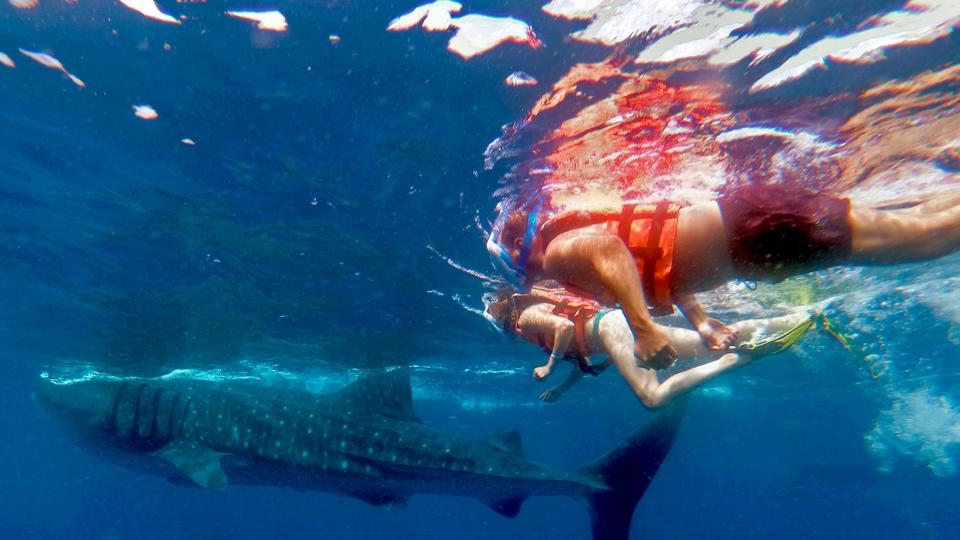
[484,281,814,409]
[486,185,960,370]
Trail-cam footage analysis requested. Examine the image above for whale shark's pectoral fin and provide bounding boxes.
[482,495,527,518]
[351,490,409,508]
[152,441,228,491]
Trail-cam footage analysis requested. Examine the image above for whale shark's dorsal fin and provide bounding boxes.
[484,430,524,457]
[152,441,227,491]
[332,369,420,423]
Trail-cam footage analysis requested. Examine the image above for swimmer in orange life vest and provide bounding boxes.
[487,185,960,370]
[483,282,814,408]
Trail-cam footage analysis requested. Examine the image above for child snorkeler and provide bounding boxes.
[484,281,814,408]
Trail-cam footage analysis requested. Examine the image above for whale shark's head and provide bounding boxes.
[34,376,118,438]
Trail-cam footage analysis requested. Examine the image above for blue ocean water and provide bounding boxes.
[2,1,960,538]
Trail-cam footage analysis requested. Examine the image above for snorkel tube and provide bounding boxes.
[486,199,542,290]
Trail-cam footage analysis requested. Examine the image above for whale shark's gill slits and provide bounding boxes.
[167,392,181,441]
[148,387,164,440]
[108,382,130,435]
[128,383,148,441]
[177,396,194,439]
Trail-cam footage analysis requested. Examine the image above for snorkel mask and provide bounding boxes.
[481,289,515,334]
[486,199,541,290]
[481,291,506,333]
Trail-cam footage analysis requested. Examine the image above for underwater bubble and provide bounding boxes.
[133,105,158,120]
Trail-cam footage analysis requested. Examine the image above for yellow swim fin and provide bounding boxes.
[738,315,815,357]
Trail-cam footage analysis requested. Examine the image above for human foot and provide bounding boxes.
[697,318,739,351]
[738,315,815,357]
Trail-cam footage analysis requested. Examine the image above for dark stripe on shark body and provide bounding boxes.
[149,388,164,440]
[177,396,193,439]
[108,381,128,435]
[129,383,148,441]
[106,382,190,450]
[168,391,181,441]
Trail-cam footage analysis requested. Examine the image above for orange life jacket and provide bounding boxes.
[512,284,600,359]
[538,201,679,316]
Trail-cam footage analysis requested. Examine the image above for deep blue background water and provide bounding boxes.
[3,1,960,538]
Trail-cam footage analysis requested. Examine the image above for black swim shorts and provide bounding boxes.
[717,183,853,281]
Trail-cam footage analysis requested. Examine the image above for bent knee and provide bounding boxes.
[592,235,634,265]
[638,392,666,410]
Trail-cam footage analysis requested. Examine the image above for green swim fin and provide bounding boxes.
[738,315,815,357]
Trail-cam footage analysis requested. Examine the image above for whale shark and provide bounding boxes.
[35,370,684,540]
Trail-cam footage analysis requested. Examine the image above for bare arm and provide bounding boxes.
[539,365,584,402]
[517,305,574,380]
[542,231,677,368]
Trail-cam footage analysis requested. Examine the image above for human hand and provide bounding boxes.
[697,318,739,351]
[533,365,553,380]
[633,325,678,370]
[540,389,560,402]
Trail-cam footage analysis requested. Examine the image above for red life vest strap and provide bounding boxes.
[551,300,590,358]
[617,202,672,316]
[540,202,676,316]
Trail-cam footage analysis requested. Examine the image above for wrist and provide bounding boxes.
[629,317,656,333]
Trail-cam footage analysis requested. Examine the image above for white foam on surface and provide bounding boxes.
[119,0,180,24]
[709,30,800,66]
[634,4,750,63]
[387,1,462,31]
[752,0,960,92]
[226,10,288,32]
[447,15,541,60]
[18,49,85,87]
[388,3,539,59]
[542,0,607,20]
[550,0,704,46]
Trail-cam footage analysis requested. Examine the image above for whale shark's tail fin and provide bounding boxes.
[580,399,687,540]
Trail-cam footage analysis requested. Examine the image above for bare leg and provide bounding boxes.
[543,231,678,368]
[879,189,960,214]
[597,311,757,410]
[851,193,960,264]
[657,310,813,360]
